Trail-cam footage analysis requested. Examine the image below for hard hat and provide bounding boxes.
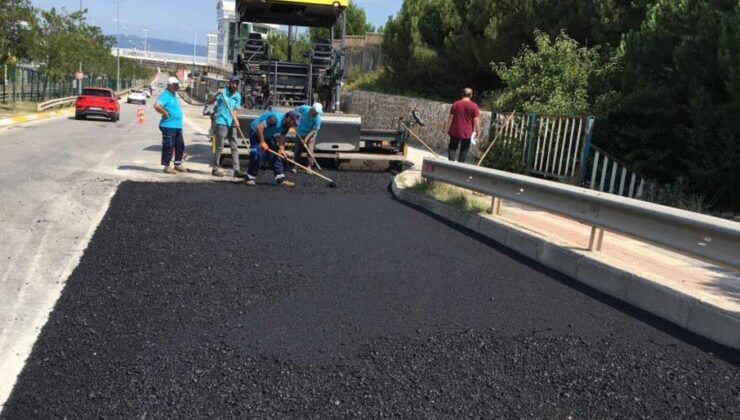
[312,102,323,114]
[167,76,180,85]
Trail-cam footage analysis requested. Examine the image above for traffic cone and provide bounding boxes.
[137,106,145,124]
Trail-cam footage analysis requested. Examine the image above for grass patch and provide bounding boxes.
[345,69,449,102]
[0,101,39,119]
[410,180,491,214]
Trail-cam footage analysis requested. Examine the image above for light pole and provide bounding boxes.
[116,0,121,93]
[142,28,148,56]
[192,31,197,78]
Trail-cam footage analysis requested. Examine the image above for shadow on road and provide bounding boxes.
[117,165,164,174]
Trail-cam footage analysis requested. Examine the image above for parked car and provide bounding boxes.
[127,89,147,104]
[142,85,153,97]
[75,87,120,122]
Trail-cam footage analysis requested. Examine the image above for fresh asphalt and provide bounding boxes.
[1,169,738,417]
[0,73,220,407]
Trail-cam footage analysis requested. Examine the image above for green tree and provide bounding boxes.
[594,0,740,209]
[491,30,600,115]
[382,0,650,99]
[0,0,37,65]
[309,4,374,41]
[267,31,313,63]
[30,7,150,97]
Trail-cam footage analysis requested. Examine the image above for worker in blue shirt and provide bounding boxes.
[246,109,300,187]
[294,103,322,169]
[154,76,186,174]
[207,76,243,178]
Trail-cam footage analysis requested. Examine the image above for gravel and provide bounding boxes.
[2,173,738,419]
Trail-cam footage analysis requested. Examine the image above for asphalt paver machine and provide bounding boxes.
[231,0,407,168]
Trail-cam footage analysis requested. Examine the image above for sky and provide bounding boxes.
[31,0,404,45]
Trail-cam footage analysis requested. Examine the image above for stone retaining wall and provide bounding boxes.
[342,90,491,154]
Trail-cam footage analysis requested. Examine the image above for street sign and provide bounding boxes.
[75,71,84,80]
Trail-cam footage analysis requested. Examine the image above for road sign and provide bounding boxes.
[75,71,84,80]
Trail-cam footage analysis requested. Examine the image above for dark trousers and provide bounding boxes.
[247,131,285,182]
[294,134,316,167]
[160,127,185,166]
[448,137,471,162]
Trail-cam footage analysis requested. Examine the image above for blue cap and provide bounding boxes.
[229,75,241,84]
[286,110,301,121]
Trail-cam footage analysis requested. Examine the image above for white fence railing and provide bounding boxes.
[589,145,647,199]
[421,158,740,269]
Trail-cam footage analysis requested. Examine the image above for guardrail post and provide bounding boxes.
[489,196,503,216]
[588,226,605,252]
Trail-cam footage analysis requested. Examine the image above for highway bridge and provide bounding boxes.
[114,47,233,77]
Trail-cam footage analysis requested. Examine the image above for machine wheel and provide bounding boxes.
[112,113,120,122]
[75,113,84,120]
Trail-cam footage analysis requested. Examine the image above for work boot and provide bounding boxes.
[245,179,257,186]
[174,165,188,173]
[233,169,245,178]
[212,168,226,177]
[279,180,295,188]
[163,166,176,174]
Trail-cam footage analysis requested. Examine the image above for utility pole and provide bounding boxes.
[78,0,83,94]
[287,26,294,62]
[116,0,121,93]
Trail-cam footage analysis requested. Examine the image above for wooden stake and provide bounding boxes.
[477,111,517,167]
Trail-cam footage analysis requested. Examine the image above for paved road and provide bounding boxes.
[0,74,218,406]
[1,175,738,418]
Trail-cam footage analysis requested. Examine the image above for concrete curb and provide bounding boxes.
[0,108,74,128]
[391,174,740,350]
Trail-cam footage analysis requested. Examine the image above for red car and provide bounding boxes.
[75,87,120,122]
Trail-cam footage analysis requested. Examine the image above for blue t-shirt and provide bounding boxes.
[157,89,183,129]
[251,111,286,145]
[215,90,241,127]
[296,105,321,137]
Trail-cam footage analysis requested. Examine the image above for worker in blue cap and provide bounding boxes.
[246,109,300,187]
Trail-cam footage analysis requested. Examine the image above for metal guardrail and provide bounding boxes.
[421,158,740,269]
[36,96,77,111]
[34,84,145,112]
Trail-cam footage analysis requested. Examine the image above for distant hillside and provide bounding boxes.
[114,35,208,57]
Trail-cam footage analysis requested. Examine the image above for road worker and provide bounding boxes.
[294,102,323,169]
[154,77,187,174]
[207,76,243,178]
[245,109,300,187]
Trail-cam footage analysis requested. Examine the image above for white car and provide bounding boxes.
[127,89,147,105]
